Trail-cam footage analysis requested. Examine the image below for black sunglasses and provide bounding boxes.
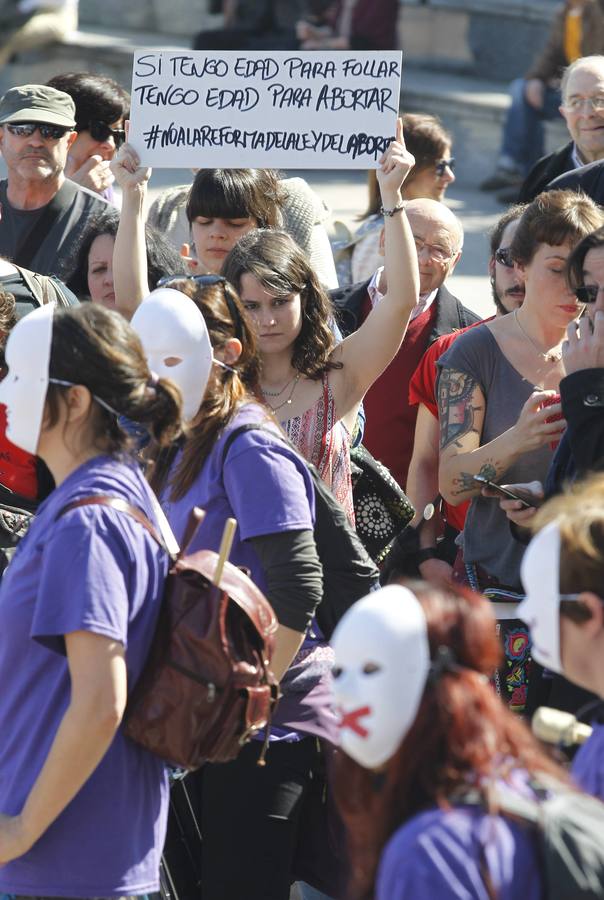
[6,122,71,140]
[495,247,515,268]
[575,284,601,303]
[435,158,455,176]
[157,274,245,342]
[85,120,126,147]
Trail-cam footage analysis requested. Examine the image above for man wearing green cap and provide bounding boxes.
[0,83,107,278]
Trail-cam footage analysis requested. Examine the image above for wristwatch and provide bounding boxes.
[380,201,406,217]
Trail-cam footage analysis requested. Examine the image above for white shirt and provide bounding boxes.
[367,266,435,321]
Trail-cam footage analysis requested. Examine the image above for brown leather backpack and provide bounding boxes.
[57,496,280,770]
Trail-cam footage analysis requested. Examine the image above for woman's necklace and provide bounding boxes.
[260,373,298,398]
[513,310,563,363]
[262,373,301,412]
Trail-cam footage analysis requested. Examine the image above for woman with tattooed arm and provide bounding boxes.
[436,190,604,713]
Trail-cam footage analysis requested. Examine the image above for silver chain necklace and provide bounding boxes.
[513,310,563,363]
[262,374,301,412]
[260,373,298,398]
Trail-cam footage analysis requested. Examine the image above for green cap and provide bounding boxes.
[0,84,76,128]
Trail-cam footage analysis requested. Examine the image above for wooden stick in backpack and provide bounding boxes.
[213,518,236,585]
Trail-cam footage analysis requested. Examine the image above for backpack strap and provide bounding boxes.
[13,179,80,269]
[13,265,74,309]
[57,495,167,552]
[221,422,298,469]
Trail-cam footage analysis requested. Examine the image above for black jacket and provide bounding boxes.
[330,279,479,344]
[546,157,604,204]
[546,368,604,493]
[518,141,575,202]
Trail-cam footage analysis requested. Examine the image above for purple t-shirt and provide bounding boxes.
[572,723,604,801]
[377,802,543,899]
[162,402,337,742]
[0,455,169,898]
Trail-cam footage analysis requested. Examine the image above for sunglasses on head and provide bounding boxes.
[6,122,71,140]
[435,158,455,176]
[575,284,602,303]
[495,247,515,268]
[157,273,245,342]
[86,120,126,147]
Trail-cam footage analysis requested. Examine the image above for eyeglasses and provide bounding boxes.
[435,158,455,176]
[495,247,515,268]
[562,96,604,113]
[575,284,604,303]
[6,122,71,140]
[413,235,456,263]
[157,273,245,342]
[86,120,126,147]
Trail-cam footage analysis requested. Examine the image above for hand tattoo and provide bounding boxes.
[437,368,483,450]
[453,461,499,496]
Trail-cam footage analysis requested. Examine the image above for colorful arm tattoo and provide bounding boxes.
[437,368,484,451]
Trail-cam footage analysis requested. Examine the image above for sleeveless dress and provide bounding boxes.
[283,372,355,524]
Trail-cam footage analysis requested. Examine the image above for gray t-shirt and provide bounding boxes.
[0,179,108,279]
[438,324,555,589]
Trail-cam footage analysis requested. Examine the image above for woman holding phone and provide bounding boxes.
[437,190,604,712]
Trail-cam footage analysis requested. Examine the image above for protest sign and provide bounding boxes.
[128,49,402,168]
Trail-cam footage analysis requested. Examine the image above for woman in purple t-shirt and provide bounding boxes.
[331,581,571,900]
[0,304,182,896]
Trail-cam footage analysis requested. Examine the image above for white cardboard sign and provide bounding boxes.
[129,49,402,169]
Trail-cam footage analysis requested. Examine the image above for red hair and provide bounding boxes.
[334,580,567,899]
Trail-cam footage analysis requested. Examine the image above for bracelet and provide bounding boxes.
[380,201,406,217]
[416,547,439,565]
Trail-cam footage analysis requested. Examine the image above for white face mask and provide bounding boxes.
[0,304,53,454]
[331,585,431,770]
[131,289,213,422]
[519,522,569,674]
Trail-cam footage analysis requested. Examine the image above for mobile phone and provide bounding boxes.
[472,475,536,508]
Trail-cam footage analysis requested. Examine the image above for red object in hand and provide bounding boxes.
[541,393,563,450]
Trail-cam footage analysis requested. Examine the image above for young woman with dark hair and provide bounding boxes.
[62,210,185,308]
[220,121,418,520]
[0,303,181,895]
[437,189,604,712]
[183,167,285,272]
[132,276,336,898]
[331,581,567,900]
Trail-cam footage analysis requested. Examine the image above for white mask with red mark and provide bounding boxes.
[331,585,431,770]
[0,304,53,454]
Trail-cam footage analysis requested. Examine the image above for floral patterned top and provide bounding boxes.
[282,372,355,524]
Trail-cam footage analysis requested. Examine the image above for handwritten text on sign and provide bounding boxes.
[129,50,402,169]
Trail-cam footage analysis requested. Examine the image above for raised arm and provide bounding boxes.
[110,140,152,320]
[437,365,565,505]
[334,118,419,419]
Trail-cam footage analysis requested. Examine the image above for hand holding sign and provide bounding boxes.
[110,138,151,197]
[377,117,415,205]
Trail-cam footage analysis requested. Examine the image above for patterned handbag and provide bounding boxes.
[349,444,414,564]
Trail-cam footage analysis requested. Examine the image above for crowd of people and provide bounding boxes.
[3,18,604,900]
